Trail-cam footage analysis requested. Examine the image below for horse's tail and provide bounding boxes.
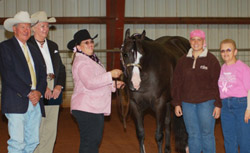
[173,113,188,153]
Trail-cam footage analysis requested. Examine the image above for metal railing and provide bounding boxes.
[61,48,250,53]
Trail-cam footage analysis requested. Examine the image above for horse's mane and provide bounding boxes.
[136,36,190,70]
[132,34,190,61]
[155,36,190,58]
[131,33,153,41]
[141,39,181,59]
[139,40,177,69]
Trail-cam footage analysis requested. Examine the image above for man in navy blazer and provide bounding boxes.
[0,11,47,152]
[28,11,66,153]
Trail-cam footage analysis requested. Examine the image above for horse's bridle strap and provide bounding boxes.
[126,63,142,69]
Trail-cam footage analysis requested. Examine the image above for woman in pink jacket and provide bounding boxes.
[67,29,124,153]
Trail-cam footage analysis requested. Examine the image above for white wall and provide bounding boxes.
[124,0,250,49]
[1,0,250,49]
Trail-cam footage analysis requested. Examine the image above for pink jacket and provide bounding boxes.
[71,53,115,116]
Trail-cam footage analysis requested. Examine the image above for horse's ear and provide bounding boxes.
[141,30,146,40]
[125,29,130,40]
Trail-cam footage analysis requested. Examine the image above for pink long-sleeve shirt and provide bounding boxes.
[71,53,115,116]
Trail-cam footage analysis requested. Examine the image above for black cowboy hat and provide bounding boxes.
[67,29,98,50]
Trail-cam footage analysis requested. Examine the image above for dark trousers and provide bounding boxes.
[72,110,104,153]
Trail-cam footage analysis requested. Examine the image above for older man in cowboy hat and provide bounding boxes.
[0,11,47,152]
[28,11,66,153]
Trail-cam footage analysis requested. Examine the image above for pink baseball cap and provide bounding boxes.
[190,29,206,47]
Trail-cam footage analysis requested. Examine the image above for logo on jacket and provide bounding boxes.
[54,50,58,53]
[200,65,208,70]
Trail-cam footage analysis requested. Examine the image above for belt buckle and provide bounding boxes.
[47,73,55,80]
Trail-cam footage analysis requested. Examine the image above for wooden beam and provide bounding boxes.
[0,17,111,25]
[54,17,112,24]
[124,17,250,24]
[106,0,125,70]
[1,17,250,25]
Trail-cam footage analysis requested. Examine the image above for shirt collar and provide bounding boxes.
[35,39,47,48]
[15,36,26,47]
[186,47,208,58]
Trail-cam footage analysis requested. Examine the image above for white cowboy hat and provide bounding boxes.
[31,11,56,23]
[3,11,37,32]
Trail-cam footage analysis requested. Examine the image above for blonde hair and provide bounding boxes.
[71,52,76,65]
[220,39,237,49]
[71,44,81,65]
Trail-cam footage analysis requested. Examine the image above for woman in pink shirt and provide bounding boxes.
[218,39,250,153]
[67,29,124,153]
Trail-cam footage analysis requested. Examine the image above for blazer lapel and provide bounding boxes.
[29,36,40,51]
[12,37,28,65]
[28,36,45,76]
[47,40,57,74]
[12,37,32,85]
[28,43,40,79]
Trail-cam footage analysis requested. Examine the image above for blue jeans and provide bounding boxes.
[5,102,42,153]
[221,97,250,153]
[182,100,216,153]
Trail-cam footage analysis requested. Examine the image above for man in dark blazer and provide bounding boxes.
[28,11,66,153]
[0,11,47,152]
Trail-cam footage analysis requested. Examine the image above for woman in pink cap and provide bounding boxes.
[171,29,221,153]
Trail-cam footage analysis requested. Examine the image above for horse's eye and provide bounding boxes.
[123,53,128,58]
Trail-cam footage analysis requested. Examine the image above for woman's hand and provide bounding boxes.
[110,69,123,78]
[213,107,221,119]
[114,80,125,89]
[244,109,250,123]
[175,106,183,117]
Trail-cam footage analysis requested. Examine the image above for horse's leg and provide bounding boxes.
[155,98,167,153]
[130,101,146,153]
[173,111,188,153]
[164,102,171,153]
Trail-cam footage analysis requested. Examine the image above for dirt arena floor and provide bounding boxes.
[0,100,225,153]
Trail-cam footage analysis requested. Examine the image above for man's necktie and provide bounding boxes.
[22,44,37,88]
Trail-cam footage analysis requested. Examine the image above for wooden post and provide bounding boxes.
[106,0,125,70]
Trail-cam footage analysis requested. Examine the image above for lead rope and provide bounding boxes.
[115,78,128,130]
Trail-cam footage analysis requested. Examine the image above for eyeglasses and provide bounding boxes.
[220,48,232,53]
[82,40,94,45]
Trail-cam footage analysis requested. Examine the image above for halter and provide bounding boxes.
[126,63,142,69]
[120,38,142,75]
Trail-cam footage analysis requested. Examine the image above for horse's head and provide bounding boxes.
[121,29,146,91]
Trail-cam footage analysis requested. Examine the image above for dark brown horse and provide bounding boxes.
[120,29,189,153]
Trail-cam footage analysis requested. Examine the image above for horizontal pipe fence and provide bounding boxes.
[0,48,250,92]
[60,48,250,91]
